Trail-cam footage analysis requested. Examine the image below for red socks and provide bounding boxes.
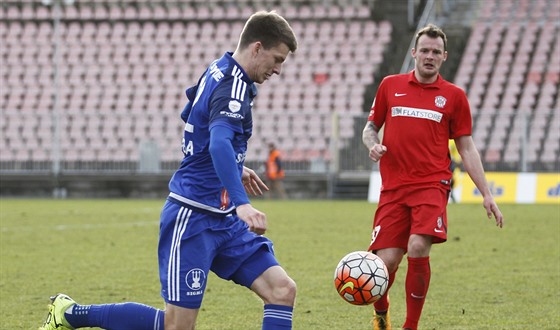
[373,257,431,330]
[404,256,431,330]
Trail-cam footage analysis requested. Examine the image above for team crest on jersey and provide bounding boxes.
[435,96,447,108]
[185,268,206,293]
[229,100,241,112]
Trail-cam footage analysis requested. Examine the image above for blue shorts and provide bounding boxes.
[158,199,278,309]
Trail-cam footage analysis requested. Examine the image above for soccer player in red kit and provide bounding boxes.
[362,24,504,330]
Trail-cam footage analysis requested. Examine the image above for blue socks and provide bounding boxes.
[65,302,164,330]
[262,304,293,329]
[64,302,293,329]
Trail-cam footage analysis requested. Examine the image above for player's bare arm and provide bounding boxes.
[242,166,269,196]
[455,136,504,228]
[362,121,387,162]
[236,203,267,235]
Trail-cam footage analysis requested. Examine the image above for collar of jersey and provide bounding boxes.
[408,70,442,89]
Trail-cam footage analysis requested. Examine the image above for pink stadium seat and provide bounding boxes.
[196,6,211,20]
[327,6,342,18]
[122,6,137,19]
[154,5,168,19]
[78,5,94,19]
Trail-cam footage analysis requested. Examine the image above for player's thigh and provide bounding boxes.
[221,238,295,305]
[213,222,277,288]
[159,202,221,309]
[164,303,198,330]
[409,186,449,243]
[370,190,411,251]
[250,265,296,306]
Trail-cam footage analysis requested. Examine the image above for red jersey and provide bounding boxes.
[368,71,472,191]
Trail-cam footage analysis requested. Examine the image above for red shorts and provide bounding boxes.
[368,184,449,253]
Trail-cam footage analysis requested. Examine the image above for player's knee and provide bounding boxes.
[375,249,403,274]
[407,235,432,257]
[165,316,195,330]
[164,304,197,330]
[383,260,400,274]
[269,276,297,305]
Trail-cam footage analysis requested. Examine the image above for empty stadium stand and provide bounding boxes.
[1,0,558,177]
[454,0,559,170]
[1,1,389,171]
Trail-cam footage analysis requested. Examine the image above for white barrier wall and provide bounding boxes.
[368,172,560,204]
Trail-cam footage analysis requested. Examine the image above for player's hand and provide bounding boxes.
[236,204,267,235]
[483,196,504,228]
[242,166,269,196]
[368,144,387,162]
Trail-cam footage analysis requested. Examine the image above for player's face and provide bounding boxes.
[250,42,290,84]
[412,35,447,83]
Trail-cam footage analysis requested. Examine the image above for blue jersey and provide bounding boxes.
[168,52,256,215]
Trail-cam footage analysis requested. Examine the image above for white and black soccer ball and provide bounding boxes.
[334,251,389,305]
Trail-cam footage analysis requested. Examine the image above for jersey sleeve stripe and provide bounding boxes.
[232,65,243,80]
[239,80,246,101]
[231,65,246,101]
[231,77,247,102]
[231,77,238,99]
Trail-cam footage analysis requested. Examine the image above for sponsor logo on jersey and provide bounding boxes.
[219,111,244,119]
[435,96,447,108]
[391,106,443,123]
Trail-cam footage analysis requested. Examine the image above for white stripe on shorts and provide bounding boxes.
[153,311,161,330]
[167,206,192,302]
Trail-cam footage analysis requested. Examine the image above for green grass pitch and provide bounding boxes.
[1,199,558,329]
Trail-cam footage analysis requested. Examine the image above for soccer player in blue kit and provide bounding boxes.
[40,11,298,330]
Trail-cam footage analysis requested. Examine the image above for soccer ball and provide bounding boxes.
[334,251,389,305]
